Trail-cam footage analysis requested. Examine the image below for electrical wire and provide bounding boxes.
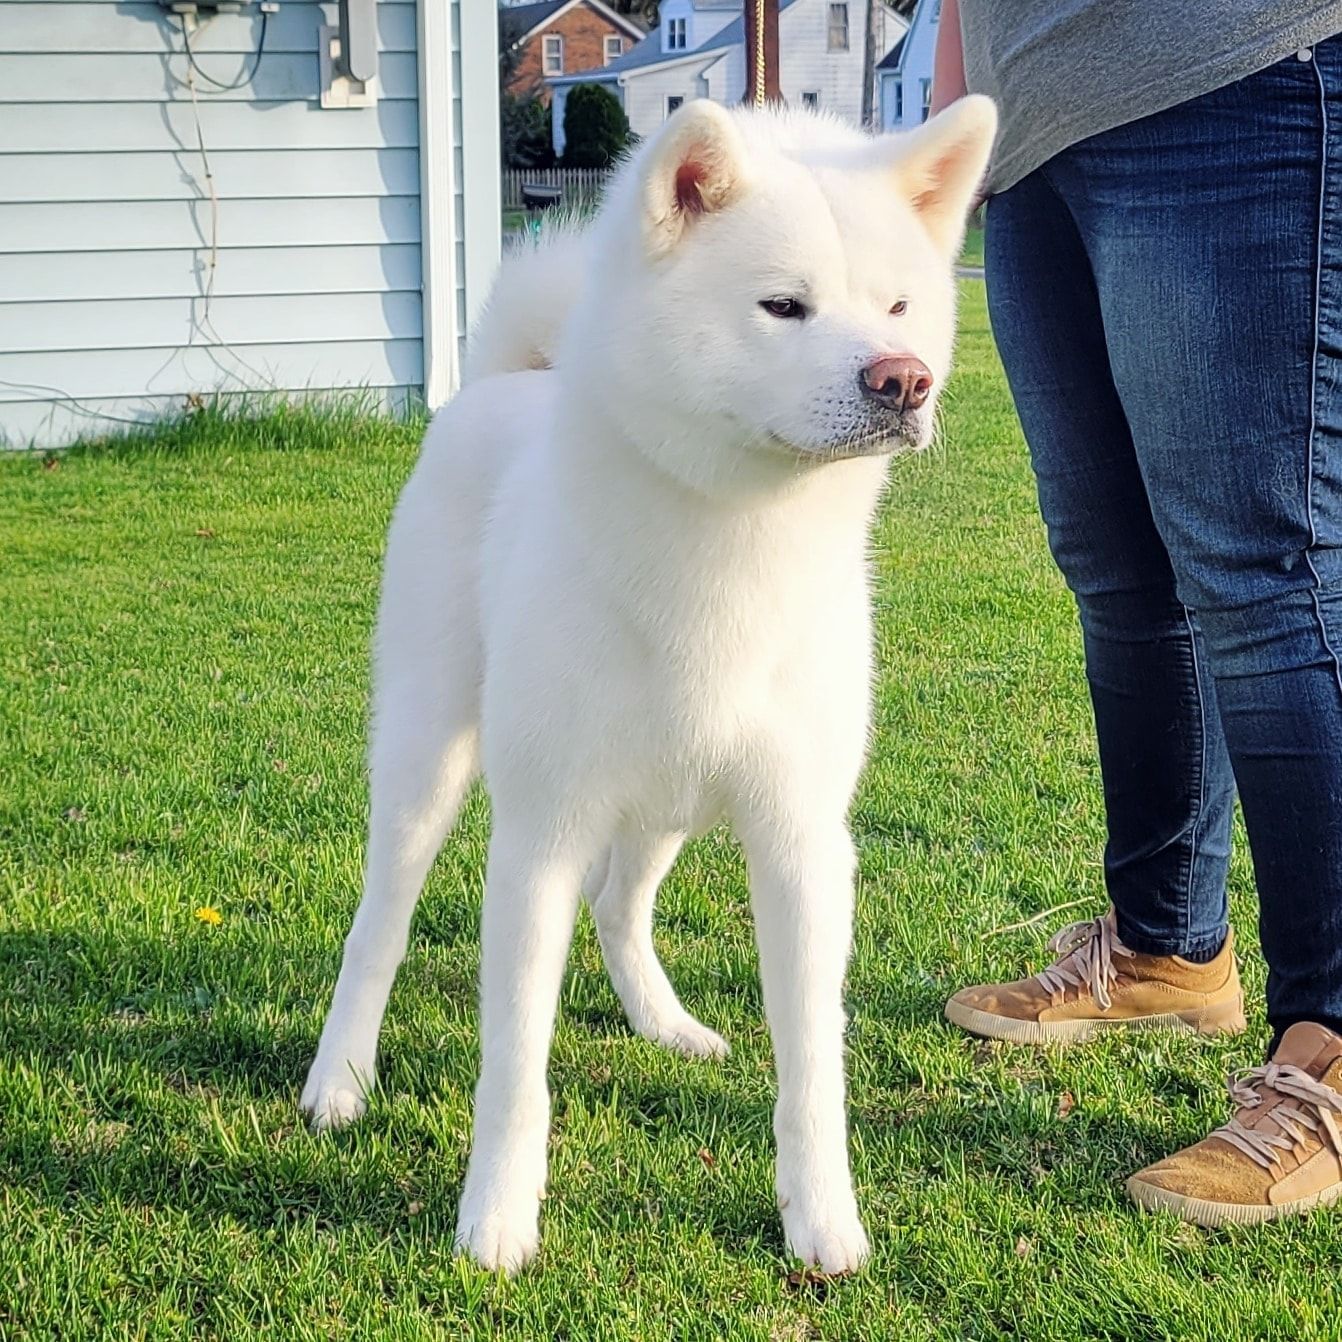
[179,8,269,93]
[144,9,280,391]
[0,378,170,431]
[181,34,220,324]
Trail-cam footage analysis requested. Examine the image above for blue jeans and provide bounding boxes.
[985,37,1342,1038]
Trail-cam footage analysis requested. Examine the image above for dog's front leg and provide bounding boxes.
[737,800,868,1274]
[454,812,590,1274]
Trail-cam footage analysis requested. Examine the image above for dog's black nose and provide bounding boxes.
[859,355,933,412]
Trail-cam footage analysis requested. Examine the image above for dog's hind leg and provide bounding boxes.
[302,507,482,1132]
[301,695,479,1131]
[587,828,729,1059]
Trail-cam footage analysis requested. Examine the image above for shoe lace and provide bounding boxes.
[1215,1063,1342,1170]
[1034,915,1133,1011]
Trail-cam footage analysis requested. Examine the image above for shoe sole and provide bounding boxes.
[942,997,1247,1046]
[1126,1174,1342,1227]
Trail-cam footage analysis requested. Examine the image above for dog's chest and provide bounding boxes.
[618,627,839,827]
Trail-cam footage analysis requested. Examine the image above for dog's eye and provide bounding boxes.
[889,299,908,316]
[760,297,807,320]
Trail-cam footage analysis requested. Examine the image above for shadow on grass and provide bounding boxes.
[1,923,1200,1262]
[0,927,322,1097]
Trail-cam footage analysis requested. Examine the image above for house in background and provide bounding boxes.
[548,0,906,157]
[877,0,938,129]
[1,0,501,449]
[501,0,646,105]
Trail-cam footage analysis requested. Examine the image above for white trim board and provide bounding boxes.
[417,0,459,406]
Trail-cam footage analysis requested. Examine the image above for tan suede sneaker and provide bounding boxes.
[944,910,1246,1044]
[1127,1021,1342,1227]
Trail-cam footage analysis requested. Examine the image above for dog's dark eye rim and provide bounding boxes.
[890,299,909,315]
[760,296,807,320]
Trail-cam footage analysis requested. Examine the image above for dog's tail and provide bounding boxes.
[462,223,589,385]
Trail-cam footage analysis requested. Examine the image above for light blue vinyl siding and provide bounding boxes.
[0,0,467,448]
[0,52,420,102]
[3,198,424,253]
[5,2,420,53]
[0,100,422,152]
[5,150,423,202]
[0,245,422,302]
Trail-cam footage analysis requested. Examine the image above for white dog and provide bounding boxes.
[302,96,996,1274]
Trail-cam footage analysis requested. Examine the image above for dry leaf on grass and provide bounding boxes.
[784,1267,835,1296]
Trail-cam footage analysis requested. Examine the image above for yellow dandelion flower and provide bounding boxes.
[194,906,223,926]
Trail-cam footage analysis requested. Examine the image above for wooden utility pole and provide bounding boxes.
[861,0,880,126]
[742,0,782,105]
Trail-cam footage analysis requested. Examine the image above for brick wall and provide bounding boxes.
[507,3,634,103]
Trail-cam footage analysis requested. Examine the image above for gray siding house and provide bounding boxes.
[1,0,501,448]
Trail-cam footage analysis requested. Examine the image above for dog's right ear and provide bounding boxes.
[640,99,747,258]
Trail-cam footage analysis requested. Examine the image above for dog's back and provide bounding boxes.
[365,228,592,779]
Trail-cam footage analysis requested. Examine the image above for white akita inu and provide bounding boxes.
[302,96,996,1274]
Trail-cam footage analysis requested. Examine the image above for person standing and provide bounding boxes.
[933,0,1342,1224]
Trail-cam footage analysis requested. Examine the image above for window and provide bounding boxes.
[827,3,848,51]
[665,16,687,51]
[543,34,564,75]
[666,94,684,117]
[604,34,624,64]
[891,79,903,123]
[920,77,932,121]
[801,90,819,108]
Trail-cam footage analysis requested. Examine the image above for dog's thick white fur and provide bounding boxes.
[302,96,996,1274]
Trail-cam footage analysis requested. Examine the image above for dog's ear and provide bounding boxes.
[881,95,996,256]
[640,99,747,257]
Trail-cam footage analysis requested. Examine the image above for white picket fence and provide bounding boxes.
[502,168,613,214]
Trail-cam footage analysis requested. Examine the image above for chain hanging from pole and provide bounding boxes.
[754,0,766,108]
[744,0,779,106]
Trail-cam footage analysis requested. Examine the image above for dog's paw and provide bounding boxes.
[645,1013,730,1060]
[780,1198,870,1276]
[300,1060,371,1133]
[454,1190,541,1274]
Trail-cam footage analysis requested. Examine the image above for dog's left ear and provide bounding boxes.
[880,95,997,256]
[640,99,748,258]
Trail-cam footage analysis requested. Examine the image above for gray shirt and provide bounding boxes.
[959,2,1342,194]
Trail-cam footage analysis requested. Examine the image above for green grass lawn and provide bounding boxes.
[3,285,1337,1341]
[960,221,984,269]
